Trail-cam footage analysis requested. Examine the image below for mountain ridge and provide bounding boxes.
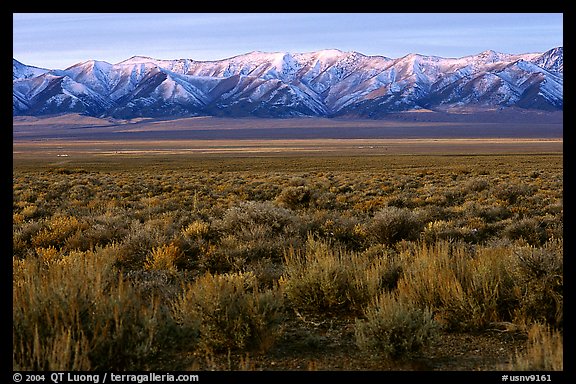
[13,48,563,119]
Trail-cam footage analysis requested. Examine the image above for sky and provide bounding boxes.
[13,13,563,70]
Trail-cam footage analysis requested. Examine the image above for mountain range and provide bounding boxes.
[13,47,563,119]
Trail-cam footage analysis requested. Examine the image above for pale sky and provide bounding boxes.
[13,13,563,70]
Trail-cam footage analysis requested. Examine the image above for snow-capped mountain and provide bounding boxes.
[13,59,49,80]
[12,48,563,118]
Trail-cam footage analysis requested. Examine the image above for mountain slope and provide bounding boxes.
[13,48,563,118]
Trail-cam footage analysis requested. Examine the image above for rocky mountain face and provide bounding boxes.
[13,47,563,119]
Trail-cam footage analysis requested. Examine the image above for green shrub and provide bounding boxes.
[355,291,438,359]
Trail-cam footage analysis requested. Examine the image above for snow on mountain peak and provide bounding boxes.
[13,47,563,118]
[13,59,49,80]
[315,48,346,59]
[118,56,159,65]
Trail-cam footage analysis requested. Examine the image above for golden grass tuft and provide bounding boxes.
[397,241,520,330]
[280,236,397,313]
[506,323,563,371]
[145,243,184,273]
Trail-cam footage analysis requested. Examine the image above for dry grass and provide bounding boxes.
[13,247,172,370]
[280,236,393,313]
[172,271,284,354]
[506,323,563,370]
[397,242,519,330]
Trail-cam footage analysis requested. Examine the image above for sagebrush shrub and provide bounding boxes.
[12,153,563,370]
[494,183,535,204]
[307,210,366,250]
[464,177,490,193]
[504,218,548,246]
[281,239,355,312]
[360,245,402,292]
[182,220,210,239]
[114,220,165,270]
[31,215,88,249]
[214,201,304,262]
[13,326,92,371]
[218,201,299,237]
[173,271,284,353]
[421,220,461,244]
[367,206,423,245]
[355,291,438,358]
[513,241,563,328]
[276,185,312,209]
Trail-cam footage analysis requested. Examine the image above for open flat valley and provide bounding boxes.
[13,114,563,165]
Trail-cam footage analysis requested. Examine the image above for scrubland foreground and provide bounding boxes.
[13,154,563,371]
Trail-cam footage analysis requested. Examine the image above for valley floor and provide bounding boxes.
[12,138,563,168]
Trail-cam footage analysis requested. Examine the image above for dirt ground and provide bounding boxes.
[170,311,528,372]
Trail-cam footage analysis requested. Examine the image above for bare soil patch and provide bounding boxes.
[177,311,529,372]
